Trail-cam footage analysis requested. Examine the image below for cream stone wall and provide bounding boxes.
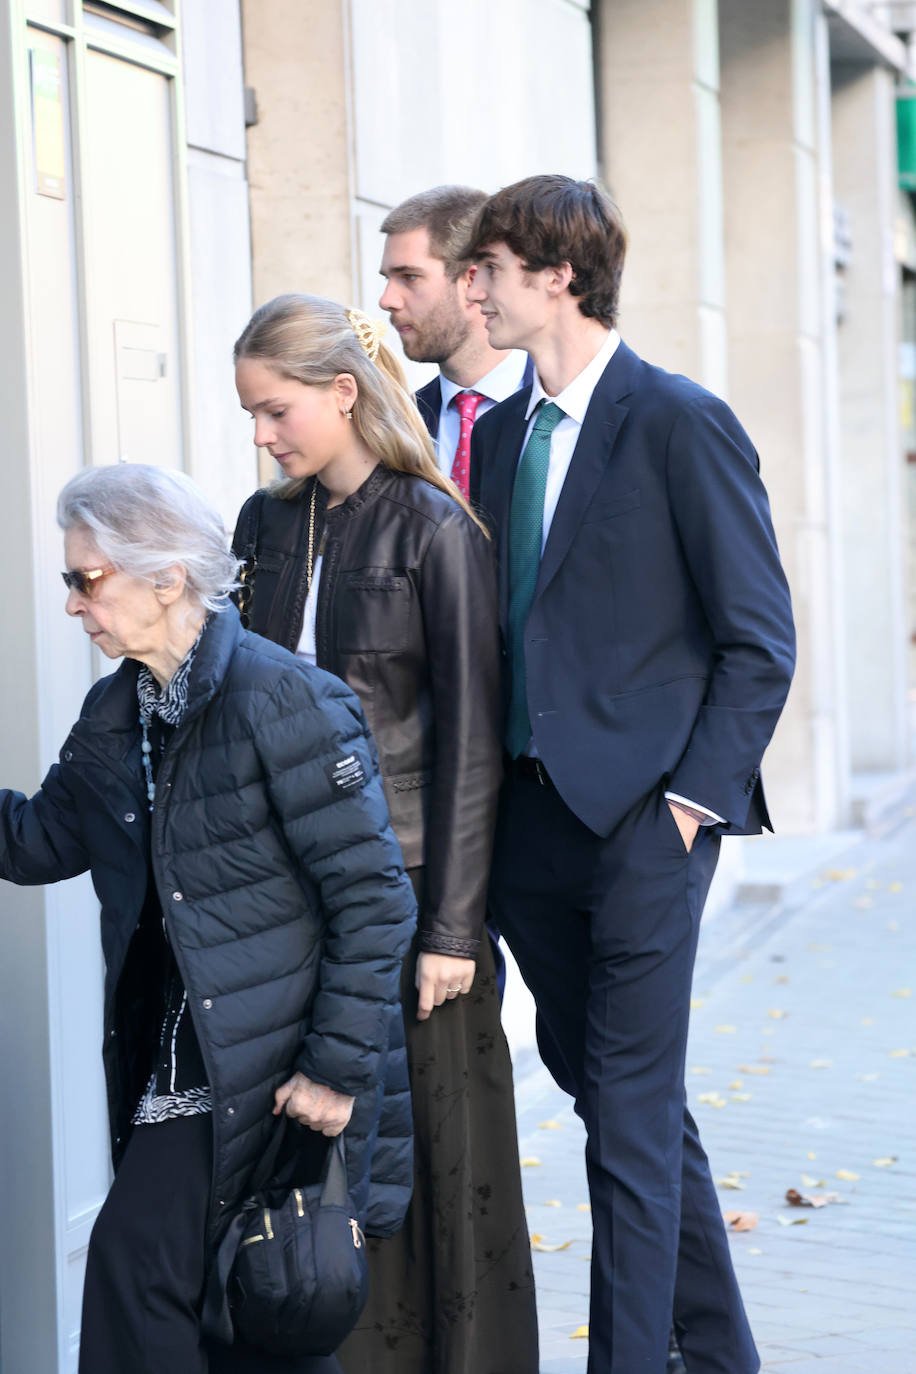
[718,0,848,834]
[833,61,910,776]
[595,0,728,397]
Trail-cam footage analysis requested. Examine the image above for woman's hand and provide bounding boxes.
[273,1072,355,1136]
[415,953,476,1022]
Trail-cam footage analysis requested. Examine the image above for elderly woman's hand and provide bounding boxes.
[415,953,476,1021]
[273,1072,355,1136]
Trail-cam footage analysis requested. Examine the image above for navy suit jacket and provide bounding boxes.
[470,340,796,839]
[415,356,535,444]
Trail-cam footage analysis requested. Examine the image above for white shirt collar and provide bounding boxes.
[525,328,621,423]
[439,350,528,410]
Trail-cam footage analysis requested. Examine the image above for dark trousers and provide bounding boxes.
[79,1114,342,1374]
[488,774,760,1374]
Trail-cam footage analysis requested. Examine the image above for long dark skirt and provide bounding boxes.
[338,912,538,1374]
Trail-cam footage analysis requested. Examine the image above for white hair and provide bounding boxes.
[57,464,240,613]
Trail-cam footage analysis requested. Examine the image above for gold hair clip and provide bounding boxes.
[345,307,386,363]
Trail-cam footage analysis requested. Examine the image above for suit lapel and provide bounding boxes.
[532,345,639,603]
[415,377,442,442]
[481,389,531,628]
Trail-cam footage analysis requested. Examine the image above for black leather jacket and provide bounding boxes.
[233,465,501,958]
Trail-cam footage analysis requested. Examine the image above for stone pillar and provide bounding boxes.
[832,61,910,779]
[240,0,353,482]
[594,0,728,395]
[719,0,848,833]
[240,0,354,309]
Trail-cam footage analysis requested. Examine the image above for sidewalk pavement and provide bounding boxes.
[512,801,916,1373]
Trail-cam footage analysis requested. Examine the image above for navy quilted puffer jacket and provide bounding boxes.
[0,609,416,1251]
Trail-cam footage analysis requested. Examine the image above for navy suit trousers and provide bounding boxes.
[489,773,760,1374]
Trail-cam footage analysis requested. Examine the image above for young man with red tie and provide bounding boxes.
[378,185,532,499]
[465,175,796,1374]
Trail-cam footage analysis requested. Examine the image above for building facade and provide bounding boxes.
[0,2,253,1368]
[0,0,913,1367]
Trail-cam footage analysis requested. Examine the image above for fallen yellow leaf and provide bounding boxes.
[889,1049,910,1058]
[777,1214,808,1226]
[723,1210,759,1232]
[698,1092,727,1107]
[740,975,753,984]
[715,1025,737,1034]
[738,1064,771,1075]
[538,1120,563,1129]
[800,1174,824,1188]
[715,1175,745,1190]
[543,1199,562,1207]
[835,1169,860,1182]
[570,1325,589,1340]
[520,1156,542,1167]
[690,1066,712,1075]
[889,881,903,893]
[873,1157,898,1168]
[861,1017,874,1026]
[748,1248,762,1255]
[823,869,856,882]
[576,1203,591,1212]
[806,1152,817,1160]
[730,1092,752,1102]
[767,1008,788,1020]
[530,1234,574,1252]
[892,988,912,999]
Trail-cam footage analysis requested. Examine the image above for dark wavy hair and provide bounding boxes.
[462,175,627,328]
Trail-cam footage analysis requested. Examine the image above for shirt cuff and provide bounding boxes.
[664,792,726,826]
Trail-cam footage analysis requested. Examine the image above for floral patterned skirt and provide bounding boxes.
[337,927,538,1374]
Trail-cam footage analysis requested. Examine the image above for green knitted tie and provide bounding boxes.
[505,400,565,757]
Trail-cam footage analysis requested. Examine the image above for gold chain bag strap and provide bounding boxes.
[236,491,265,630]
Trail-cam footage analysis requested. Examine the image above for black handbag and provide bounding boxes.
[202,1120,369,1357]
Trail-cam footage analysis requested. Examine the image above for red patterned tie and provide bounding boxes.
[450,390,483,498]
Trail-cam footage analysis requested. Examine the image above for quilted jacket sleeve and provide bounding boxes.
[0,760,91,887]
[252,666,417,1098]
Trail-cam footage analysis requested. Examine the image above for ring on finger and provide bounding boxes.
[446,985,462,994]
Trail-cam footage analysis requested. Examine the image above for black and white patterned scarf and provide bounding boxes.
[136,617,208,727]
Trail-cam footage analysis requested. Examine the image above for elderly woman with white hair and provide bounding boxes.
[0,463,417,1374]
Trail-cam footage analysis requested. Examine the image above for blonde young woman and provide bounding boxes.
[233,295,538,1374]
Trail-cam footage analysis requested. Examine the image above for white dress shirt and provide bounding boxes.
[521,329,723,826]
[523,328,620,552]
[435,350,528,476]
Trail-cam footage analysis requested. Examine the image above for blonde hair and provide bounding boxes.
[233,293,487,533]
